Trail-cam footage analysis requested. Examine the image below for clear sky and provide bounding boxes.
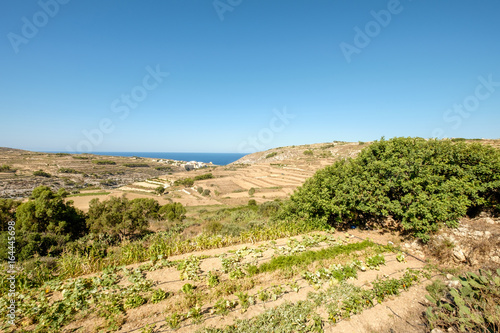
[1,0,499,153]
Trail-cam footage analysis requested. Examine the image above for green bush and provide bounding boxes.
[33,170,51,177]
[194,173,214,181]
[248,188,256,196]
[203,189,211,196]
[174,177,194,187]
[123,163,149,168]
[87,196,160,240]
[158,202,186,221]
[280,137,500,241]
[2,186,87,260]
[0,164,14,172]
[58,168,81,174]
[266,152,278,159]
[155,166,172,171]
[92,160,116,165]
[303,150,314,156]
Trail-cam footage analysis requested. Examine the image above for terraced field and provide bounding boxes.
[15,229,433,333]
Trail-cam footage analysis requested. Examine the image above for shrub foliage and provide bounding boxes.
[280,138,500,240]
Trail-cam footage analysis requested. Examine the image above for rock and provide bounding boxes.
[484,217,495,225]
[453,248,467,262]
[431,328,445,333]
[388,241,394,246]
[492,256,500,264]
[472,231,484,238]
[446,280,460,289]
[446,274,454,280]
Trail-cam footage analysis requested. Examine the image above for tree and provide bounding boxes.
[87,196,160,240]
[158,202,186,221]
[0,199,21,232]
[16,186,86,238]
[155,186,166,195]
[4,186,87,259]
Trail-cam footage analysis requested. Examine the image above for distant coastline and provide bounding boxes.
[51,152,247,166]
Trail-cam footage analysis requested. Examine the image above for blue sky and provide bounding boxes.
[1,0,499,153]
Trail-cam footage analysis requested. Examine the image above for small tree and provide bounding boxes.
[203,189,211,197]
[197,187,204,194]
[155,186,166,195]
[248,188,256,196]
[87,196,159,240]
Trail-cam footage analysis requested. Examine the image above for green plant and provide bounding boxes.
[425,269,500,332]
[366,254,385,270]
[178,256,201,280]
[194,173,214,181]
[265,152,278,159]
[151,288,168,303]
[181,283,195,295]
[236,292,255,312]
[124,294,146,310]
[281,137,500,241]
[92,160,116,165]
[248,187,256,196]
[303,150,314,156]
[165,312,182,329]
[140,324,156,333]
[123,163,149,167]
[213,298,237,315]
[187,304,203,323]
[207,271,220,287]
[155,186,165,195]
[33,170,51,177]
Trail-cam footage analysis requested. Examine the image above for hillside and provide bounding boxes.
[1,138,500,332]
[0,148,186,199]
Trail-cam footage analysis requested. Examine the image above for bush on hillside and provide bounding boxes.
[194,173,214,181]
[1,186,87,260]
[158,202,186,221]
[87,196,160,240]
[279,137,500,241]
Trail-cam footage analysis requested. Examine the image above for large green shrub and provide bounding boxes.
[87,196,160,240]
[280,138,500,241]
[1,186,87,259]
[158,202,186,221]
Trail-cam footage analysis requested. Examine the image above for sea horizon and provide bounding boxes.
[46,151,248,166]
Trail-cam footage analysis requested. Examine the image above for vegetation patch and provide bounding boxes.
[265,152,279,159]
[123,163,149,168]
[92,160,116,165]
[281,137,500,241]
[425,269,500,332]
[253,240,380,274]
[194,173,214,181]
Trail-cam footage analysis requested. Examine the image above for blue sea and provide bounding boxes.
[87,152,247,166]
